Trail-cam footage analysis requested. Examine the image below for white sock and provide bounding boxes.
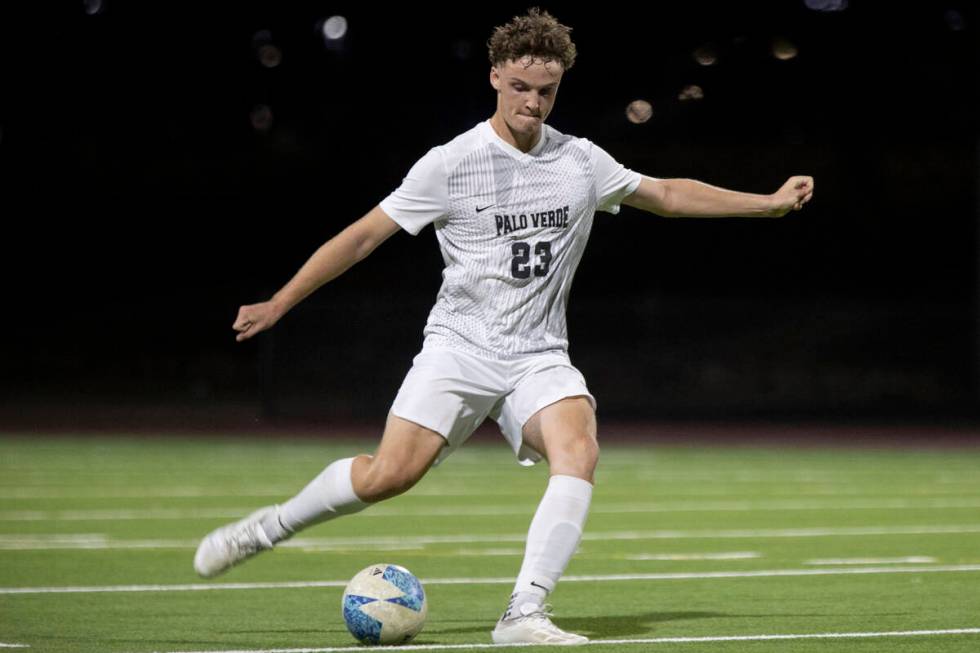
[261,457,367,543]
[505,474,593,616]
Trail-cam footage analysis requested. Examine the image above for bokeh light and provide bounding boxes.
[82,0,104,16]
[772,37,799,61]
[250,105,274,133]
[678,85,704,101]
[693,45,718,66]
[803,0,848,11]
[321,16,349,40]
[625,100,653,124]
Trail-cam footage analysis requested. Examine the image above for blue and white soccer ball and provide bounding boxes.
[342,563,428,645]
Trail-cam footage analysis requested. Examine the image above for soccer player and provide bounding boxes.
[194,8,814,645]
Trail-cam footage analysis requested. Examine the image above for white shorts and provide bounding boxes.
[389,345,597,466]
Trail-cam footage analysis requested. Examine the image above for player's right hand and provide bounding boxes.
[769,176,814,216]
[232,301,283,342]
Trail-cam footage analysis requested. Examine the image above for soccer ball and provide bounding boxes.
[341,563,428,645]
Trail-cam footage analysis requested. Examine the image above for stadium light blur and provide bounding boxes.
[693,45,717,66]
[82,0,105,16]
[803,0,848,10]
[250,105,274,133]
[321,16,348,41]
[772,37,799,61]
[678,85,704,101]
[252,30,282,68]
[316,16,348,53]
[625,100,653,124]
[258,45,282,68]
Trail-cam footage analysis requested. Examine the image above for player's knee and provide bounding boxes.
[577,433,600,476]
[550,432,599,481]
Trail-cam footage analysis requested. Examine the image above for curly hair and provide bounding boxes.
[487,7,577,70]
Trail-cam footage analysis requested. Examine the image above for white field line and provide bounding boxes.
[127,628,980,652]
[302,524,980,549]
[805,556,937,565]
[0,645,29,649]
[0,488,293,499]
[5,498,980,522]
[5,483,980,500]
[3,524,980,551]
[449,548,525,556]
[626,552,760,561]
[586,498,980,513]
[4,565,980,595]
[0,487,532,499]
[0,508,260,522]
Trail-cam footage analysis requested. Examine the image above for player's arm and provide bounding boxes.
[232,205,401,342]
[622,175,814,218]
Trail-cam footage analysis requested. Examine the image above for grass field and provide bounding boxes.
[1,433,979,652]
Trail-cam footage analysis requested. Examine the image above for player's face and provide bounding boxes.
[490,56,563,137]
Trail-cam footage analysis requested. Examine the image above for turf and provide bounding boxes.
[1,434,979,652]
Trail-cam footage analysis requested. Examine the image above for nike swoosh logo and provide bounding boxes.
[476,204,496,213]
[530,581,548,591]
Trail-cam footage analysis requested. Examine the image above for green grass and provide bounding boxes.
[1,434,979,652]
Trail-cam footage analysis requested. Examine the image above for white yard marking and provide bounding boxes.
[805,556,937,565]
[127,628,980,652]
[589,498,980,513]
[0,508,257,522]
[4,480,980,500]
[295,544,427,553]
[0,645,29,649]
[5,497,980,522]
[0,488,292,499]
[3,524,980,551]
[4,564,980,595]
[0,534,192,550]
[626,552,760,561]
[450,548,525,556]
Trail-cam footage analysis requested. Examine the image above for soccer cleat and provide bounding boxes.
[193,506,276,578]
[491,603,588,646]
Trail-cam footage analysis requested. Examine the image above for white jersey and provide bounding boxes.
[380,120,643,360]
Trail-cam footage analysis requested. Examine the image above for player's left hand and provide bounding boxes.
[768,176,814,217]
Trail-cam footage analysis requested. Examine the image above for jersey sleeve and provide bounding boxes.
[590,142,645,215]
[379,147,449,235]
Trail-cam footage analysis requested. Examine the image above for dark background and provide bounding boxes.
[0,1,977,432]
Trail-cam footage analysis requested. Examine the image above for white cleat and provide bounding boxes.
[193,506,276,578]
[491,603,588,646]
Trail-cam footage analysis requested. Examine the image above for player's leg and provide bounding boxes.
[349,414,447,501]
[521,394,599,482]
[489,351,598,644]
[493,395,597,645]
[272,413,446,533]
[193,415,444,578]
[195,345,501,579]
